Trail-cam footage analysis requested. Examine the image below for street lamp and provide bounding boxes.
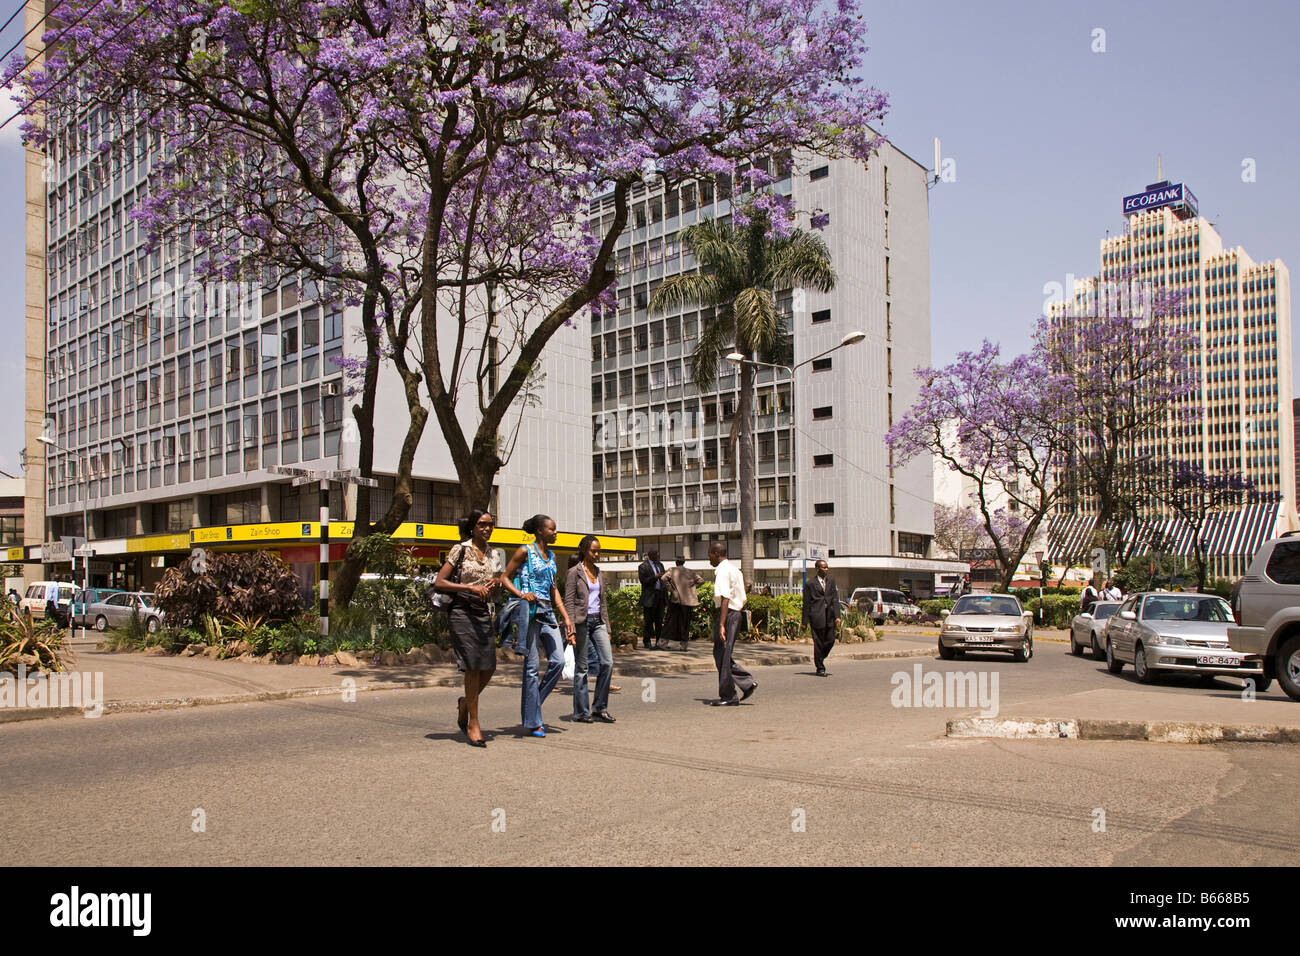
[726,329,868,588]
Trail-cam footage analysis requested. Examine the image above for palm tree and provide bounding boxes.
[649,206,836,585]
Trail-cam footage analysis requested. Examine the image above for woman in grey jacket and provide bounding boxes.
[564,535,616,723]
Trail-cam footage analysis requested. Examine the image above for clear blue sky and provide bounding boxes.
[2,0,1297,475]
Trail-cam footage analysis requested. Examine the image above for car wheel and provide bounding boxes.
[1250,674,1273,695]
[1013,638,1032,663]
[1091,632,1106,661]
[1134,642,1157,684]
[938,640,954,660]
[94,615,108,631]
[1070,631,1084,656]
[1277,635,1300,702]
[147,616,160,634]
[1106,638,1123,674]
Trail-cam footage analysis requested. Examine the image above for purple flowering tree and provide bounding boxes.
[1036,284,1200,564]
[1161,463,1273,592]
[887,342,1061,591]
[9,0,888,603]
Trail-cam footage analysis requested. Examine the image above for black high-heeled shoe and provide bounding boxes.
[467,735,487,748]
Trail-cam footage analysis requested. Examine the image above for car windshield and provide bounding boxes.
[1092,603,1119,620]
[1141,596,1232,622]
[137,594,154,608]
[953,595,1021,616]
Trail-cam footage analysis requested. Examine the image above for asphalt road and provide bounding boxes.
[4,637,1297,866]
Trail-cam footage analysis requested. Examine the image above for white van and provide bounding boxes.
[20,581,78,624]
[850,587,920,624]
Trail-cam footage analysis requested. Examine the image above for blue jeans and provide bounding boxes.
[497,597,530,653]
[573,617,613,716]
[521,605,563,728]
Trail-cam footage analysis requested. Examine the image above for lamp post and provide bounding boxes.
[1035,549,1046,623]
[726,330,867,590]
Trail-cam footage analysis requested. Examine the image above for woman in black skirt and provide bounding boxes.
[435,509,502,747]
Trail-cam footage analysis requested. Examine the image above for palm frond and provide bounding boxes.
[649,272,721,315]
[768,229,836,293]
[689,308,736,389]
[732,286,781,355]
[679,220,748,283]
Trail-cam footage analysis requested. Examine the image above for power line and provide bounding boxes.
[0,0,34,37]
[0,0,71,69]
[2,0,113,95]
[0,0,148,131]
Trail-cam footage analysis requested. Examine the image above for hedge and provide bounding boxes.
[1020,593,1082,629]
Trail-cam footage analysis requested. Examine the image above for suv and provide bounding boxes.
[851,587,920,625]
[1228,535,1300,701]
[20,581,77,626]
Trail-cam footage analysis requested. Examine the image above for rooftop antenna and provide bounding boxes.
[1157,153,1163,181]
[928,136,941,189]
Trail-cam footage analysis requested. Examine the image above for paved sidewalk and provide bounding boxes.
[2,636,935,722]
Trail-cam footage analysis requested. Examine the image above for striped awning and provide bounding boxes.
[1047,503,1281,562]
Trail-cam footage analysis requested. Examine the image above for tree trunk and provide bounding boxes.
[738,360,756,587]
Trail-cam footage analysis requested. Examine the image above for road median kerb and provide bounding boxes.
[947,715,1300,745]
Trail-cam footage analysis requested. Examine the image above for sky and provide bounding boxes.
[1,0,1297,477]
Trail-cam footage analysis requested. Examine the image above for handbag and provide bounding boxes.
[430,545,468,611]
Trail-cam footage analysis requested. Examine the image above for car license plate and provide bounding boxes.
[965,635,995,643]
[1197,656,1237,667]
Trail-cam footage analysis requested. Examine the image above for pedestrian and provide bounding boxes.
[1103,579,1122,601]
[638,548,668,649]
[1081,578,1099,614]
[434,509,503,748]
[802,559,841,677]
[708,540,756,706]
[6,587,19,605]
[564,535,616,724]
[496,555,532,659]
[562,553,607,691]
[660,557,703,650]
[501,514,575,737]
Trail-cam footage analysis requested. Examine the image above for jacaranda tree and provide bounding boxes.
[8,0,889,604]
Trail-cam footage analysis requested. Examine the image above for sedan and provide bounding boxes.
[1069,601,1121,660]
[1105,592,1269,688]
[87,592,165,634]
[71,588,124,627]
[938,594,1034,662]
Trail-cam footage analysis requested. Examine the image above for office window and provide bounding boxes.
[814,502,835,515]
[809,165,829,182]
[812,406,833,420]
[813,454,834,467]
[812,309,831,324]
[811,357,832,371]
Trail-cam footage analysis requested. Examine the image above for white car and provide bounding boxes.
[1069,601,1122,660]
[851,587,920,624]
[938,593,1034,662]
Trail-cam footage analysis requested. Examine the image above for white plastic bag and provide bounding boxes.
[562,643,576,680]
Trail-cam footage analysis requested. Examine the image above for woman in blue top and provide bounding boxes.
[501,514,575,737]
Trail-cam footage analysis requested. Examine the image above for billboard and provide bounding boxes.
[1121,182,1198,219]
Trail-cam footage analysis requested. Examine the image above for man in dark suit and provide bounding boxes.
[802,559,841,677]
[638,548,668,649]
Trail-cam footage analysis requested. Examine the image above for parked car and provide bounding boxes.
[19,581,77,626]
[938,593,1034,662]
[1105,592,1266,687]
[851,587,920,624]
[86,592,165,634]
[1069,601,1121,660]
[1228,534,1300,701]
[70,588,124,627]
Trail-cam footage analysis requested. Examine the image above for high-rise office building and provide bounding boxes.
[587,147,961,595]
[1047,179,1294,577]
[22,0,600,589]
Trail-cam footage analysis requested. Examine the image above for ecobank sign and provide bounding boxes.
[1121,182,1198,217]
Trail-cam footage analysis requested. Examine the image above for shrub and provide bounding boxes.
[920,599,954,616]
[1021,593,1081,628]
[154,551,303,628]
[0,603,74,674]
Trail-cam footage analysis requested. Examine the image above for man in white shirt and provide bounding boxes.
[1103,580,1122,601]
[708,541,757,706]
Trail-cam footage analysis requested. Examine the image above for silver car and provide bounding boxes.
[1105,592,1267,687]
[87,591,165,634]
[1069,601,1121,660]
[938,594,1035,662]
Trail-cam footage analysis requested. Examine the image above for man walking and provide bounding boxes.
[708,541,756,706]
[660,557,704,650]
[802,559,841,677]
[1081,578,1100,614]
[638,548,668,649]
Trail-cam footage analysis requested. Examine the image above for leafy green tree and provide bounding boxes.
[649,205,835,583]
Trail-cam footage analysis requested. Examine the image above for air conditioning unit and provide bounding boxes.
[321,380,340,397]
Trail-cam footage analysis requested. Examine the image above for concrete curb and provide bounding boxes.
[3,644,938,723]
[947,715,1300,744]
